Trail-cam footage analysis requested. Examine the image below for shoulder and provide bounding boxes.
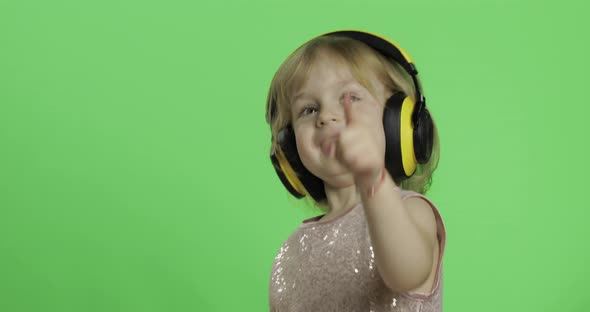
[401,191,440,245]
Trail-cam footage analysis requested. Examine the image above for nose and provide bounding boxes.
[317,114,339,127]
[316,110,342,128]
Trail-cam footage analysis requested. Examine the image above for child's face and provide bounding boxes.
[290,51,391,188]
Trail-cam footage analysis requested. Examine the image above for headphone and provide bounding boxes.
[267,30,434,202]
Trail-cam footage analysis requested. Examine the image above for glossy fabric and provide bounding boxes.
[269,190,446,311]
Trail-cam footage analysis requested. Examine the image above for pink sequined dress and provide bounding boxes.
[269,189,447,311]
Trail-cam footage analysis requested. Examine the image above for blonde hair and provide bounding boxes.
[266,34,440,206]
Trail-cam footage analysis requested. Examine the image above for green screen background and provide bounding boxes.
[1,0,588,311]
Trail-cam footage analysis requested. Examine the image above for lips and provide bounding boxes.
[321,140,333,156]
[320,132,340,157]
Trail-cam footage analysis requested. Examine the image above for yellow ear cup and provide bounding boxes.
[400,96,418,176]
[275,146,308,196]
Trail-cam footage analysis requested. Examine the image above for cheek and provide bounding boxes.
[378,125,387,154]
[295,131,310,152]
[293,126,316,163]
[372,116,387,155]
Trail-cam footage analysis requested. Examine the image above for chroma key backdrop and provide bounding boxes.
[0,0,588,311]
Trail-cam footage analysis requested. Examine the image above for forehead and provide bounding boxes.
[306,50,352,80]
[293,53,356,92]
[292,78,356,104]
[293,51,383,98]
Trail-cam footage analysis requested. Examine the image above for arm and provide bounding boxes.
[336,93,439,292]
[359,170,438,293]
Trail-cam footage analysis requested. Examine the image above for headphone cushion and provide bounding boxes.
[383,92,411,182]
[277,126,326,202]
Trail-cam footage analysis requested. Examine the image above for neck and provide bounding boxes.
[323,182,362,217]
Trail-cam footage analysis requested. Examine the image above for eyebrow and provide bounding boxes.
[291,79,357,105]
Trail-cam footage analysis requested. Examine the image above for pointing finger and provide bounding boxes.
[343,92,356,126]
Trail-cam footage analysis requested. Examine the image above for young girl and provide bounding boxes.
[265,30,446,311]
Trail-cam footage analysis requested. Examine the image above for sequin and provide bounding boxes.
[269,190,447,311]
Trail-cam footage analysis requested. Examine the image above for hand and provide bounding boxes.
[329,92,386,190]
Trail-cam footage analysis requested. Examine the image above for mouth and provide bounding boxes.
[321,141,333,156]
[320,133,340,157]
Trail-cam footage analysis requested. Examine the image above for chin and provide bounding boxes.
[319,172,355,189]
[302,156,353,186]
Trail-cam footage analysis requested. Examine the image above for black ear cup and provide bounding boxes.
[272,126,326,202]
[383,92,434,183]
[413,107,434,164]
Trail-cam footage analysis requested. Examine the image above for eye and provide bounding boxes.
[299,104,318,117]
[340,91,362,102]
[343,91,362,102]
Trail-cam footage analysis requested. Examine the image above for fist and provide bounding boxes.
[326,92,386,189]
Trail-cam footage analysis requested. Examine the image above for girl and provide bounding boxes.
[265,30,446,311]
